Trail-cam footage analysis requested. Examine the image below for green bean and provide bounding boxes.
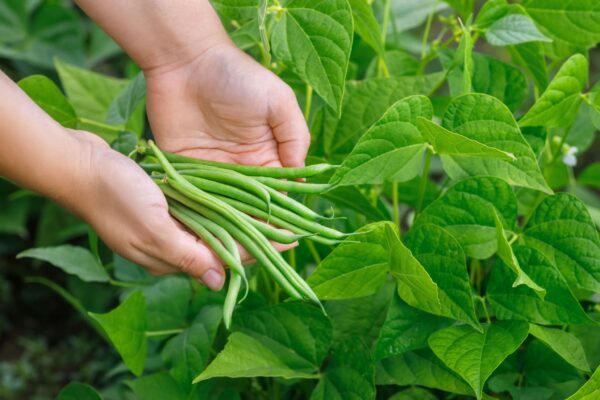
[168,203,247,284]
[253,176,333,194]
[211,193,347,240]
[141,145,338,178]
[236,212,313,244]
[149,141,321,306]
[224,273,242,330]
[159,183,304,301]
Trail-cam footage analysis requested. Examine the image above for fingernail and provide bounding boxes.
[201,269,224,291]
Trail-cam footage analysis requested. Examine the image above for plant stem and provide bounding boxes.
[415,148,433,217]
[421,1,437,60]
[381,0,391,47]
[392,181,400,227]
[108,279,142,288]
[145,328,185,337]
[306,241,322,265]
[78,117,123,133]
[304,85,313,121]
[289,247,297,270]
[478,296,491,323]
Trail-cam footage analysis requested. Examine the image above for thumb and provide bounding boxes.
[150,222,226,290]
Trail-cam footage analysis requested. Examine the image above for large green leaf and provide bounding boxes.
[324,73,445,156]
[523,340,584,392]
[375,293,451,360]
[310,338,375,400]
[90,291,147,376]
[212,0,259,21]
[441,93,550,193]
[508,41,548,91]
[485,14,551,46]
[376,350,473,396]
[54,59,141,140]
[521,193,600,293]
[329,96,431,186]
[443,0,474,19]
[126,372,187,400]
[441,51,528,111]
[106,72,146,129]
[519,54,588,128]
[195,303,331,381]
[386,225,442,316]
[162,305,222,391]
[428,320,529,399]
[143,276,192,331]
[56,382,102,400]
[405,224,479,329]
[307,222,392,300]
[417,117,516,160]
[271,0,353,113]
[325,283,393,345]
[493,210,546,297]
[523,0,600,47]
[487,245,592,325]
[415,176,517,259]
[389,387,437,400]
[529,324,591,372]
[18,75,77,128]
[348,0,383,56]
[567,365,600,399]
[18,245,109,283]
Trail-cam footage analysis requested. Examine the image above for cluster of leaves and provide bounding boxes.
[2,0,600,399]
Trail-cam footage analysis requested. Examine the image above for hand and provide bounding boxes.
[66,130,227,290]
[144,43,311,168]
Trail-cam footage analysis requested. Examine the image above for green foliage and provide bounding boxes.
[55,382,103,400]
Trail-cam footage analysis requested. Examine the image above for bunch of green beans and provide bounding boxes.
[140,141,346,328]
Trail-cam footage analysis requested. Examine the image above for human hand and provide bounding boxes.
[65,130,229,290]
[144,43,311,168]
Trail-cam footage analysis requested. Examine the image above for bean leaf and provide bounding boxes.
[441,93,551,193]
[18,75,77,128]
[521,193,600,293]
[310,338,375,400]
[493,210,546,298]
[520,54,588,129]
[106,72,146,128]
[90,291,148,376]
[56,382,102,400]
[376,350,473,396]
[271,0,353,114]
[415,177,517,259]
[329,95,431,186]
[487,245,593,325]
[307,222,393,300]
[567,365,600,399]
[18,245,109,283]
[578,163,600,189]
[126,372,188,400]
[428,320,529,399]
[375,293,451,360]
[417,117,516,160]
[529,324,591,372]
[405,224,480,330]
[523,0,600,47]
[485,14,552,46]
[143,276,192,331]
[324,73,445,156]
[348,0,383,56]
[194,303,331,382]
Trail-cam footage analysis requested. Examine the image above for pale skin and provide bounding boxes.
[0,0,310,291]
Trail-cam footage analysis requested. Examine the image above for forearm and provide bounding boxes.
[0,72,84,207]
[74,0,231,72]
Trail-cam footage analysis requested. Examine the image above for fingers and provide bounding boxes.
[269,86,311,168]
[140,221,226,290]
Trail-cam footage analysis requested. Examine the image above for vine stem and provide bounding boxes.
[392,181,400,227]
[415,147,433,217]
[381,0,391,46]
[145,328,185,337]
[78,117,123,133]
[108,279,142,288]
[421,1,438,60]
[304,85,313,121]
[478,296,491,324]
[306,240,322,265]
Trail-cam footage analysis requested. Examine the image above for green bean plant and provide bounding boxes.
[5,0,600,399]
